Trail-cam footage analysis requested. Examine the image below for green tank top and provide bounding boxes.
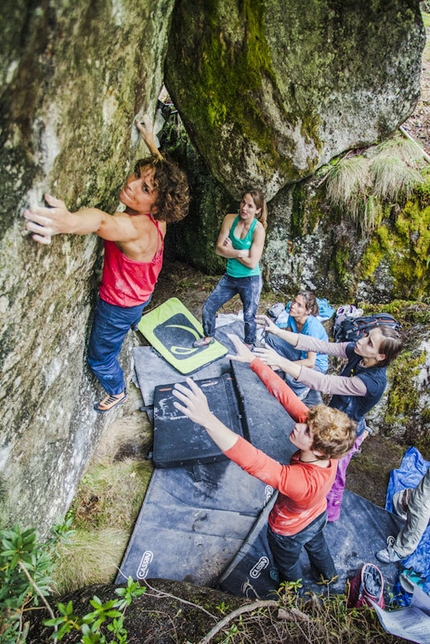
[226,216,261,278]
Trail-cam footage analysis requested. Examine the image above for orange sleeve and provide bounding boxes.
[250,358,309,423]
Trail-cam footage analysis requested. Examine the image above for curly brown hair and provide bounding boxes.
[307,404,356,460]
[134,155,189,223]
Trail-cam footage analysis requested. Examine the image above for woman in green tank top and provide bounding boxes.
[194,189,267,348]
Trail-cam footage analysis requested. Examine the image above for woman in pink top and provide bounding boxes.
[173,336,356,586]
[24,117,189,412]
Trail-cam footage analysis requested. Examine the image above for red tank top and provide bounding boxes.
[99,215,164,307]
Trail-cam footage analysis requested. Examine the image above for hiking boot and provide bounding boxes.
[376,536,402,563]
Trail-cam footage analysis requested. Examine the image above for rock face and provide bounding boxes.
[0,0,176,535]
[165,0,425,199]
[262,155,430,303]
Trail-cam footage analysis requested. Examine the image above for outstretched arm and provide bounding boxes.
[253,345,302,380]
[298,367,368,396]
[24,116,160,245]
[227,335,308,423]
[173,376,292,490]
[256,314,299,347]
[135,114,162,158]
[24,195,141,245]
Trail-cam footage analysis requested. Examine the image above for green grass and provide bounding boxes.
[52,456,153,594]
[53,527,130,594]
[70,458,152,531]
[325,134,428,234]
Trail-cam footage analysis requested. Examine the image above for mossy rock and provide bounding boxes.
[165,0,424,198]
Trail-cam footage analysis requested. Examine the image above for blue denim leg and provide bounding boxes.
[201,274,241,337]
[267,511,335,583]
[87,297,149,395]
[285,367,324,400]
[266,333,302,361]
[235,274,262,344]
[303,514,336,581]
[284,374,310,400]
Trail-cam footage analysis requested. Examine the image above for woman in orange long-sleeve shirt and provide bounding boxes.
[173,335,356,586]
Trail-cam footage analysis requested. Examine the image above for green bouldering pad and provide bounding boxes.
[137,297,228,374]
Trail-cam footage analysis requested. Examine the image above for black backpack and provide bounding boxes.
[334,313,401,342]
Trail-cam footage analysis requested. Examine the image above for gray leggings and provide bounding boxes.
[395,469,430,557]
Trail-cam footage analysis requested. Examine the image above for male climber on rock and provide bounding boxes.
[24,116,189,412]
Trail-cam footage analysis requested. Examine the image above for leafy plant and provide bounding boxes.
[0,524,146,644]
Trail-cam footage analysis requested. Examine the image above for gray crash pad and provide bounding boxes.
[118,333,301,587]
[125,322,402,600]
[115,460,275,586]
[231,360,298,463]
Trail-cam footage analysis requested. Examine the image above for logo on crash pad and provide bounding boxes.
[153,313,205,360]
[137,550,153,579]
[249,556,270,579]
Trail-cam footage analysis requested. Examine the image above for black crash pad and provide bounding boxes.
[120,332,307,588]
[125,324,395,596]
[152,373,244,468]
[231,361,297,463]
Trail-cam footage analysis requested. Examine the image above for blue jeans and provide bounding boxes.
[87,297,150,395]
[265,332,324,400]
[268,511,336,583]
[202,273,262,344]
